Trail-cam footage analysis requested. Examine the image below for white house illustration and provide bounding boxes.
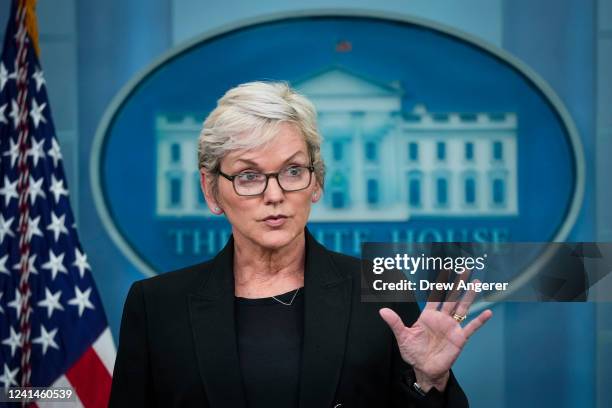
[155,67,518,221]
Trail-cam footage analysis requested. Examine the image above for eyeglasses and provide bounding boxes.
[218,164,315,196]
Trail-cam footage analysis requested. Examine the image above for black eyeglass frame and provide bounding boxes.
[218,164,315,196]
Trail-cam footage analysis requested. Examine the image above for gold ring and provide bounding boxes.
[452,313,466,323]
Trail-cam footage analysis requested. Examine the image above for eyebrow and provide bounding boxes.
[233,151,308,168]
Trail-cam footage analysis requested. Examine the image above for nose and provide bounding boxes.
[263,175,285,204]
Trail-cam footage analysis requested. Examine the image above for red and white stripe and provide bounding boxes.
[34,328,116,408]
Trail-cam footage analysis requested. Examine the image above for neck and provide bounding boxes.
[233,230,306,297]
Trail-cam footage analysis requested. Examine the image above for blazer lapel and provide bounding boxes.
[299,230,353,408]
[188,237,247,408]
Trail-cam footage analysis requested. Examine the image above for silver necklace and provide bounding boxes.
[271,287,301,306]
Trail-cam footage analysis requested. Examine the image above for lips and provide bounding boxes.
[262,214,288,227]
[262,214,287,221]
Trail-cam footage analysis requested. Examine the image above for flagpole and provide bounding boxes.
[14,0,34,390]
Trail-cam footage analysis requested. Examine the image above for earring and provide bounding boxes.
[214,207,220,212]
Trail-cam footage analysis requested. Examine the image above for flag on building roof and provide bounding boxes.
[0,1,115,406]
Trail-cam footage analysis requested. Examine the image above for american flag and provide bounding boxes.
[0,1,115,406]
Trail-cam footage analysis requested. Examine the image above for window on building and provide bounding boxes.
[365,141,377,161]
[408,142,418,161]
[332,191,345,208]
[436,177,448,205]
[493,178,505,205]
[409,178,421,207]
[330,171,348,208]
[169,177,182,207]
[437,142,446,160]
[493,141,503,161]
[195,174,206,206]
[333,142,343,161]
[171,143,181,163]
[460,113,477,122]
[367,179,379,204]
[465,142,474,161]
[465,178,476,204]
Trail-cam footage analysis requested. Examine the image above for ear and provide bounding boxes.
[200,169,223,215]
[311,185,322,203]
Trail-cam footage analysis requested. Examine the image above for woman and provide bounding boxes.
[109,81,492,407]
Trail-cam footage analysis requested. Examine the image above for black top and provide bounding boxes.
[235,287,304,408]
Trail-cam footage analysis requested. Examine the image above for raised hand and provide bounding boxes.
[379,273,493,392]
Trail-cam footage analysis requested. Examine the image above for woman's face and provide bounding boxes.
[202,123,321,251]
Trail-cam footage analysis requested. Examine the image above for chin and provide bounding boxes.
[255,227,301,250]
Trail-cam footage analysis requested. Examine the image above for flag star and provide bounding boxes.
[37,288,64,318]
[0,255,9,276]
[2,138,19,168]
[68,286,95,317]
[42,249,68,280]
[12,253,38,276]
[0,62,16,91]
[7,288,22,319]
[0,214,15,244]
[27,137,46,167]
[47,211,68,242]
[1,326,22,357]
[29,98,47,128]
[28,176,46,205]
[32,325,60,355]
[47,137,63,167]
[0,292,3,313]
[0,63,8,90]
[26,215,44,241]
[49,175,69,203]
[0,176,18,205]
[9,99,20,129]
[0,103,7,124]
[0,176,18,207]
[0,364,18,391]
[32,66,45,91]
[73,248,91,278]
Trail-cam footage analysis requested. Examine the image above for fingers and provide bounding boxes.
[452,279,480,317]
[423,300,439,311]
[424,268,452,311]
[379,308,406,340]
[463,309,493,338]
[440,268,472,314]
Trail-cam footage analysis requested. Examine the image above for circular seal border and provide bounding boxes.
[90,9,585,310]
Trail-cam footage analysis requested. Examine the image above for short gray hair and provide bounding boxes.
[198,81,325,197]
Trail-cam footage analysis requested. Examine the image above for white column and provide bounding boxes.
[352,115,365,211]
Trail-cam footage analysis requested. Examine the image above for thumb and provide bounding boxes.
[379,308,406,341]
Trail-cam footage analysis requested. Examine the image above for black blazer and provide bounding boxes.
[109,229,468,407]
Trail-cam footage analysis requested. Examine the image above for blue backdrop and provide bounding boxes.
[0,1,603,407]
